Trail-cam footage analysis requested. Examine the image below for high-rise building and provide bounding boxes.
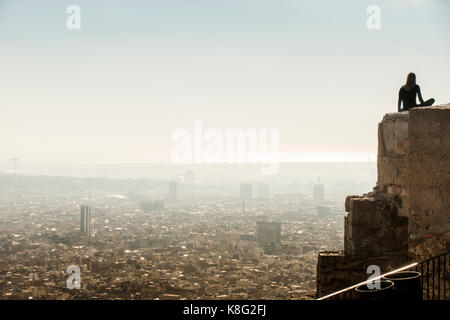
[256,221,281,247]
[184,170,194,185]
[167,182,177,202]
[313,184,324,202]
[257,184,270,199]
[313,175,325,202]
[80,205,91,237]
[240,183,252,199]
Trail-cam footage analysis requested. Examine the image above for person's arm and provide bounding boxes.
[398,89,403,112]
[417,85,425,104]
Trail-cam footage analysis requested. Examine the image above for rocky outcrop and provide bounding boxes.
[316,103,450,298]
[376,112,409,216]
[344,194,408,257]
[408,104,450,260]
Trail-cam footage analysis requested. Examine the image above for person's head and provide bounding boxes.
[405,72,416,90]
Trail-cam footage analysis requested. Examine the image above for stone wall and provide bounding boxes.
[344,195,408,257]
[408,104,450,260]
[317,191,409,297]
[376,112,409,216]
[316,104,450,298]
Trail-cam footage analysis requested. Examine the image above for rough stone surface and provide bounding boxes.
[377,113,409,190]
[408,104,450,260]
[317,104,450,298]
[377,112,409,216]
[344,195,408,257]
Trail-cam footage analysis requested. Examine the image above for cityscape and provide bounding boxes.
[0,163,374,300]
[1,0,448,311]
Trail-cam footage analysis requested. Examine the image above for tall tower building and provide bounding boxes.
[80,205,91,237]
[313,176,324,202]
[240,183,252,199]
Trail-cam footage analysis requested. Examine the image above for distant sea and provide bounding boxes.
[0,162,377,187]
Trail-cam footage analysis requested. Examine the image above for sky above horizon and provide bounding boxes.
[1,0,449,165]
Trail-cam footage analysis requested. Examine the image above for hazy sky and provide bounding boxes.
[1,0,449,165]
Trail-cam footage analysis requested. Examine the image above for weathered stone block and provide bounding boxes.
[317,104,450,297]
[408,104,450,260]
[377,112,409,195]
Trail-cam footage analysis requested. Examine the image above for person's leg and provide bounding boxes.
[417,98,435,107]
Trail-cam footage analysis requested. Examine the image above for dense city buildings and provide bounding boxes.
[240,184,252,200]
[256,221,281,248]
[140,200,164,213]
[316,206,332,218]
[0,163,376,300]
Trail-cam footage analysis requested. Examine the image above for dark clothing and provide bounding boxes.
[399,84,420,110]
[398,84,434,111]
[416,98,435,107]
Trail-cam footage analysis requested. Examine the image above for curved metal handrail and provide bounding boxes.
[317,250,450,300]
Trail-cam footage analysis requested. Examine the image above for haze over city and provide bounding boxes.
[1,0,449,166]
[0,0,449,307]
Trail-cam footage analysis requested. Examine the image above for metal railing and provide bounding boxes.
[413,251,449,300]
[318,251,450,301]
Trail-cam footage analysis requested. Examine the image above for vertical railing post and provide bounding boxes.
[427,260,430,300]
[421,263,424,300]
[438,255,441,300]
[444,253,447,300]
[432,257,435,300]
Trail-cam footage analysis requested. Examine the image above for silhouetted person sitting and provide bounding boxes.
[398,72,435,112]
